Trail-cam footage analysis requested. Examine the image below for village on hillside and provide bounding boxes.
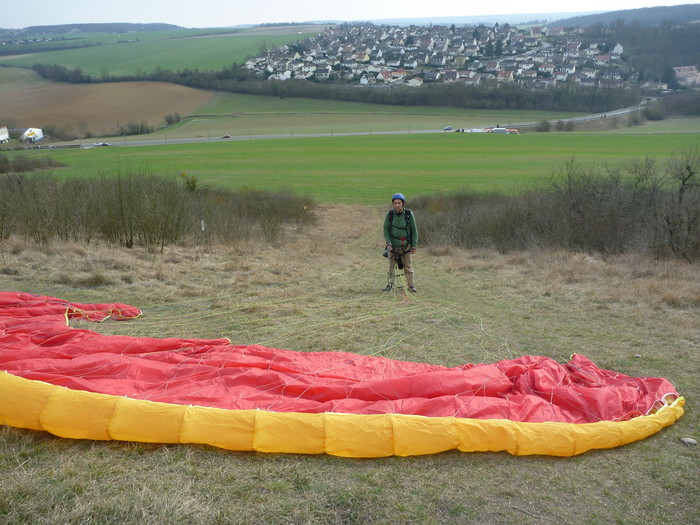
[245,23,700,92]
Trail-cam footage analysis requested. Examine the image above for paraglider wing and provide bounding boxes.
[0,292,684,457]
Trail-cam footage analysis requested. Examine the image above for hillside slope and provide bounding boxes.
[552,3,700,27]
[0,68,214,136]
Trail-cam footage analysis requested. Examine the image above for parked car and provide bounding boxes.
[486,128,518,134]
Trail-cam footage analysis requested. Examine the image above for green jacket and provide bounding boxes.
[384,209,418,249]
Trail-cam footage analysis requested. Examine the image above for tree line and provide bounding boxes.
[584,20,700,85]
[560,4,700,31]
[31,62,641,113]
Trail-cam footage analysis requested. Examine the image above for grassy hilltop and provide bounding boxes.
[0,22,699,525]
[0,200,698,525]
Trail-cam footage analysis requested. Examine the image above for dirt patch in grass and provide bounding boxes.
[0,75,215,136]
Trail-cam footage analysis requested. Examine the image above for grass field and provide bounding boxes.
[0,204,697,525]
[7,26,319,46]
[27,132,700,204]
[0,26,323,76]
[589,117,700,134]
[169,91,583,138]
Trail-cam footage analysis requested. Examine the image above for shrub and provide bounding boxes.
[164,113,182,126]
[0,153,65,174]
[643,104,665,121]
[41,124,79,141]
[655,149,700,260]
[0,170,316,251]
[533,119,551,132]
[116,121,154,136]
[627,110,645,126]
[412,151,700,260]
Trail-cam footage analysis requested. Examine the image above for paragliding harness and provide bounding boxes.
[384,208,413,270]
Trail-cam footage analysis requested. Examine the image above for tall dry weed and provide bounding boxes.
[411,153,700,260]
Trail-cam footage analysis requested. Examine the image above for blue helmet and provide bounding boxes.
[392,193,406,202]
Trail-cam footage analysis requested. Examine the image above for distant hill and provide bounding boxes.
[551,4,700,27]
[9,23,183,35]
[315,13,601,27]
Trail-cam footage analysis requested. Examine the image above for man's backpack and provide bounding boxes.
[387,208,413,243]
[387,208,411,224]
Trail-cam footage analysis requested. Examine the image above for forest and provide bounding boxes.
[584,20,700,84]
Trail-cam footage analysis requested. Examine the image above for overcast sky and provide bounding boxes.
[0,1,693,29]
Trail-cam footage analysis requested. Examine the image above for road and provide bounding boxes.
[64,100,652,150]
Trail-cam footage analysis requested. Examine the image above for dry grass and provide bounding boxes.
[1,204,698,524]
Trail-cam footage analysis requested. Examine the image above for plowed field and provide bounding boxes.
[0,68,214,135]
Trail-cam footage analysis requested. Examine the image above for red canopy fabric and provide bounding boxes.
[0,292,678,424]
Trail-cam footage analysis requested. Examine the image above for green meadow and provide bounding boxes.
[0,28,320,76]
[24,28,263,45]
[169,92,586,138]
[0,63,53,88]
[586,117,700,134]
[33,132,700,205]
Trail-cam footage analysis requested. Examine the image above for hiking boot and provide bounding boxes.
[408,286,418,293]
[382,285,392,292]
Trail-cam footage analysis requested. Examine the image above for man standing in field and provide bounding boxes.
[383,193,418,293]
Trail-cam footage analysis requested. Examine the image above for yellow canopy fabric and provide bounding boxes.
[0,371,684,457]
